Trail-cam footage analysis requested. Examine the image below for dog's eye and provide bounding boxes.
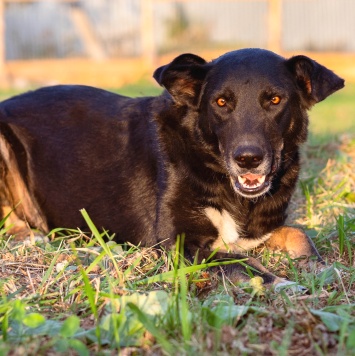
[216,98,227,107]
[270,96,281,105]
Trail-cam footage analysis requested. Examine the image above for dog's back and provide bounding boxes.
[0,85,160,243]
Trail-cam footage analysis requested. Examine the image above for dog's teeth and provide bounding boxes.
[238,176,247,184]
[257,175,266,184]
[237,174,266,189]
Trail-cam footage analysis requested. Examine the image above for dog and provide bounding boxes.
[0,48,344,286]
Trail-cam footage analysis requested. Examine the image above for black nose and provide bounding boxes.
[233,146,264,169]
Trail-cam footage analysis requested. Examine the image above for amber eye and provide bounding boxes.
[271,96,281,105]
[216,97,227,107]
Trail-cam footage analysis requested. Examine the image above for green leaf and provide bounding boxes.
[316,266,337,285]
[28,319,62,336]
[60,315,81,338]
[11,300,26,321]
[22,313,46,328]
[119,291,169,317]
[202,307,224,328]
[54,338,69,352]
[202,294,234,309]
[68,339,90,356]
[346,328,355,349]
[214,305,251,320]
[208,304,265,327]
[99,312,143,347]
[310,309,348,332]
[202,294,266,328]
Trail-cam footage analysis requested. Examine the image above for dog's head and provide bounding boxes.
[154,49,344,198]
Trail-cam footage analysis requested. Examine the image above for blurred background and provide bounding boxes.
[0,0,355,87]
[0,0,354,141]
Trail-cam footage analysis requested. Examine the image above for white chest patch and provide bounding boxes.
[204,207,240,251]
[204,207,271,253]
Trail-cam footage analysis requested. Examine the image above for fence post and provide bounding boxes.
[70,3,106,60]
[0,0,7,86]
[267,0,282,53]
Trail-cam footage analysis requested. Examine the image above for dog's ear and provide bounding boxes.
[153,53,210,106]
[286,55,344,106]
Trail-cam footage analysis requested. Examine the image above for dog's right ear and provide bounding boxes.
[153,53,210,107]
[286,55,345,107]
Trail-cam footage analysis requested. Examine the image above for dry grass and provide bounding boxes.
[0,134,354,355]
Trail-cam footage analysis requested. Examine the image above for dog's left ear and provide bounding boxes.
[286,55,344,106]
[153,53,210,107]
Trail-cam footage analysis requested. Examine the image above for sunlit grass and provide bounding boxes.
[308,82,355,144]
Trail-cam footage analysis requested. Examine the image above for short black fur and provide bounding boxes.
[0,48,344,285]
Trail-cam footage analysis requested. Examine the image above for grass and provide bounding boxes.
[308,82,355,144]
[0,81,354,355]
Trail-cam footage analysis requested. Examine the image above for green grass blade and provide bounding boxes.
[136,259,248,285]
[337,214,345,256]
[80,209,124,285]
[79,265,101,346]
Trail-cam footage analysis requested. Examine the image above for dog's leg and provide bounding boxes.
[265,226,323,262]
[0,132,48,234]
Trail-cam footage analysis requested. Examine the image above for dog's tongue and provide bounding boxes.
[242,173,263,181]
[237,173,266,189]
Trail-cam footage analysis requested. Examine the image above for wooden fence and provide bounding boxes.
[0,0,354,87]
[0,0,287,84]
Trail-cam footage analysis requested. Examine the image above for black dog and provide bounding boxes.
[0,48,344,286]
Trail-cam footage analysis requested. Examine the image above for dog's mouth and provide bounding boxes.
[233,173,271,197]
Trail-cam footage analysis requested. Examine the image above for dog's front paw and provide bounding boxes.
[266,226,323,262]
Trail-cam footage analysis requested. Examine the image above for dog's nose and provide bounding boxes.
[233,146,263,169]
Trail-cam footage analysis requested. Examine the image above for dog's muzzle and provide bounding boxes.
[228,144,276,198]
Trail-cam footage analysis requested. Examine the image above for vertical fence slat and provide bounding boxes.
[267,0,282,53]
[70,4,106,60]
[140,0,156,66]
